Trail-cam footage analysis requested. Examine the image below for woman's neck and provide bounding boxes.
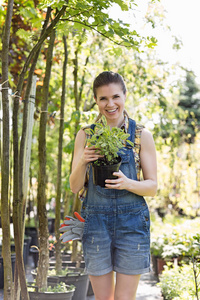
[106,115,125,128]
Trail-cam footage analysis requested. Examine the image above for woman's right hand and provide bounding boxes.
[70,129,103,193]
[81,145,103,164]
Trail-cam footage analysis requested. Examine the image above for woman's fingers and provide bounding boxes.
[105,171,130,190]
[84,146,103,162]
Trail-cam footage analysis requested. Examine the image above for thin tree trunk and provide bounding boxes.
[12,8,67,227]
[12,8,52,300]
[71,31,87,260]
[1,0,14,299]
[20,7,52,219]
[36,27,56,291]
[55,35,68,274]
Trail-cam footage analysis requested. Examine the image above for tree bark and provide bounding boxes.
[1,0,14,299]
[20,6,52,221]
[55,35,68,274]
[13,8,52,299]
[71,30,87,260]
[36,27,56,291]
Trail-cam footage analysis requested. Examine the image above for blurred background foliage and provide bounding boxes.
[0,0,200,220]
[1,0,200,297]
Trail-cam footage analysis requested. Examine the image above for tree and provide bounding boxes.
[36,27,56,290]
[178,70,200,143]
[55,35,68,274]
[1,1,14,299]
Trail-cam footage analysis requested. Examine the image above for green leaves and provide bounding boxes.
[86,117,133,166]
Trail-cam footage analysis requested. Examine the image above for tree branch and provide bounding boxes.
[61,19,133,47]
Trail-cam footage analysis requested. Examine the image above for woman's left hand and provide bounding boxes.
[105,170,131,190]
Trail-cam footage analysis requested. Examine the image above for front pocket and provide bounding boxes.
[119,152,130,163]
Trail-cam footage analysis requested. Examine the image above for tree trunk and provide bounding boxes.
[36,27,56,291]
[55,35,68,274]
[1,0,14,299]
[20,7,52,224]
[12,7,63,298]
[71,31,88,260]
[13,10,52,300]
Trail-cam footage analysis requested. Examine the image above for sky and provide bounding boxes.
[110,0,200,82]
[157,0,200,80]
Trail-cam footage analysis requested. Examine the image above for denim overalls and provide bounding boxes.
[81,118,151,276]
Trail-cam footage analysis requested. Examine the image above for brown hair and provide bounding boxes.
[93,71,126,98]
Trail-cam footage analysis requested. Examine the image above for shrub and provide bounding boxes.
[158,263,199,299]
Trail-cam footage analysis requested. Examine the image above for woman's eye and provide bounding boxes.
[113,95,119,98]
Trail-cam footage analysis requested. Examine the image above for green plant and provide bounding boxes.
[42,282,75,293]
[158,263,199,300]
[27,282,75,293]
[151,234,169,258]
[86,116,133,166]
[47,268,75,276]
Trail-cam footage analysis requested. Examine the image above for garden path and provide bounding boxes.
[87,271,163,300]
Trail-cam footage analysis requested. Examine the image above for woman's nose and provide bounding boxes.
[107,98,114,106]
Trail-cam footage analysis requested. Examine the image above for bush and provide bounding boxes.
[158,263,199,299]
[151,217,200,260]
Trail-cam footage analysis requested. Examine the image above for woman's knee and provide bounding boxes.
[114,292,136,300]
[114,273,140,300]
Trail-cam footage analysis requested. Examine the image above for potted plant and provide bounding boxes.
[31,267,88,300]
[86,116,133,187]
[27,281,75,300]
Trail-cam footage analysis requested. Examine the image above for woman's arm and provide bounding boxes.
[105,128,157,197]
[69,129,103,194]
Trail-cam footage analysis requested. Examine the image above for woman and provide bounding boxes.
[67,71,157,300]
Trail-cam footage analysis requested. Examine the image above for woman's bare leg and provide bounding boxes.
[114,273,141,300]
[89,271,115,300]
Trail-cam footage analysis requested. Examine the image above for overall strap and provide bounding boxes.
[126,118,144,180]
[134,122,144,181]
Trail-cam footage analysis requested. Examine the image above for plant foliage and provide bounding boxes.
[86,116,133,166]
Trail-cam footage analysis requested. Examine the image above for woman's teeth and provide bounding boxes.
[107,108,117,113]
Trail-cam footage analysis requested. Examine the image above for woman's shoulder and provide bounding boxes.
[75,128,87,146]
[140,128,154,148]
[75,123,94,146]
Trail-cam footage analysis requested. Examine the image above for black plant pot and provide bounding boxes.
[32,267,88,300]
[47,268,89,300]
[28,283,75,300]
[48,218,55,234]
[24,236,32,265]
[29,248,39,268]
[92,157,121,187]
[25,226,38,247]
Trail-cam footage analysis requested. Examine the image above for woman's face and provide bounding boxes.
[95,83,126,126]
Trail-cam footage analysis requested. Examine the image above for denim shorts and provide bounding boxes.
[82,202,151,276]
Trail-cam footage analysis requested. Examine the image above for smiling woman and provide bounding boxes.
[60,71,157,300]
